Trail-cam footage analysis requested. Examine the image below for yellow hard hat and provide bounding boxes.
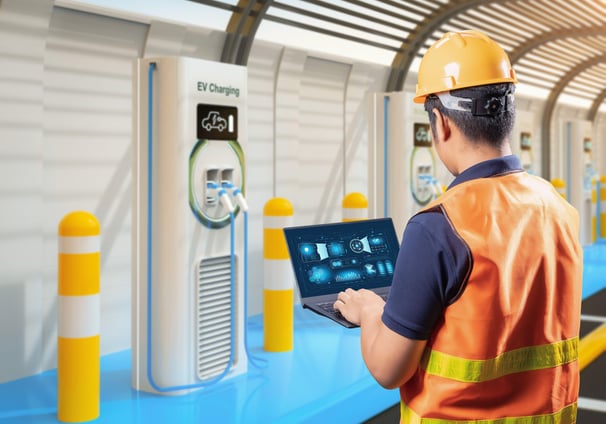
[414,30,517,104]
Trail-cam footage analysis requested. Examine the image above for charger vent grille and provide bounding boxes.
[196,255,235,381]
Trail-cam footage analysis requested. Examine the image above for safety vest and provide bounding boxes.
[401,171,582,423]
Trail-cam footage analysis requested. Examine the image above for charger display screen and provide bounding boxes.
[197,104,238,140]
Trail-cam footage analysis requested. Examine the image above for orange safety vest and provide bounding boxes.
[401,171,582,423]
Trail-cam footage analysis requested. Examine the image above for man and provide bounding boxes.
[334,30,582,422]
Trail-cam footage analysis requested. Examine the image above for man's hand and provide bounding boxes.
[333,288,385,326]
[333,287,427,389]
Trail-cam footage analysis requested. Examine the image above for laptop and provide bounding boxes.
[283,217,400,328]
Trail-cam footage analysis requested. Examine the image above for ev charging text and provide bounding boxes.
[197,81,240,98]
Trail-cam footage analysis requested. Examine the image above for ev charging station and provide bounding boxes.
[566,119,594,246]
[131,56,248,394]
[513,109,539,175]
[519,131,533,173]
[368,91,444,236]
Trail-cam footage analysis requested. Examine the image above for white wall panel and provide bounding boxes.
[181,26,226,59]
[298,57,351,225]
[344,63,389,199]
[37,6,147,378]
[143,20,186,57]
[275,48,306,214]
[597,115,606,175]
[245,40,283,315]
[0,0,52,384]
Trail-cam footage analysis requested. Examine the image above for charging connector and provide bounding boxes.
[430,177,444,197]
[217,187,235,213]
[221,167,248,212]
[231,188,248,212]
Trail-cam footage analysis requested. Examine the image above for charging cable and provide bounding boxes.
[222,182,268,369]
[417,174,443,199]
[146,62,235,392]
[243,209,268,369]
[209,181,235,213]
[430,177,444,197]
[221,181,247,212]
[383,95,389,217]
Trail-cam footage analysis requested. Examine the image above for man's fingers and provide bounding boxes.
[335,288,360,311]
[338,290,350,301]
[333,297,344,311]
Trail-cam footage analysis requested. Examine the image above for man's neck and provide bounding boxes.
[456,140,512,175]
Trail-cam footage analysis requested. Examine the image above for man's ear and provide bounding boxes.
[432,108,451,143]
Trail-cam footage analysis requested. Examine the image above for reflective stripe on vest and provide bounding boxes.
[421,337,578,383]
[400,402,577,424]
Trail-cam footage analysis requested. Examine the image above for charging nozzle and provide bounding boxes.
[220,167,248,212]
[231,188,248,212]
[217,187,235,213]
[430,177,444,196]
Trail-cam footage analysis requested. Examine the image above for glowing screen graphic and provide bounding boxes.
[283,218,400,297]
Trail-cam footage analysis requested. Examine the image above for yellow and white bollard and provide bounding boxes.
[342,192,368,222]
[263,198,294,352]
[600,176,606,239]
[592,179,597,243]
[551,178,566,200]
[58,211,100,422]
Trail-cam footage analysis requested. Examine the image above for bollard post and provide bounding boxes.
[600,176,606,239]
[592,178,597,243]
[342,192,368,222]
[57,211,101,422]
[263,198,294,352]
[551,178,566,200]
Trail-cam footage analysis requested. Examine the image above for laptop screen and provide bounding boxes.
[283,218,400,298]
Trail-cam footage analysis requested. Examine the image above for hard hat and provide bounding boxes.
[414,30,517,104]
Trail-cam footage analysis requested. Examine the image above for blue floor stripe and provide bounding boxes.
[0,243,605,423]
[583,241,606,299]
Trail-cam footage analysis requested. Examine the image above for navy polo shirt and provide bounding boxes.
[382,155,524,340]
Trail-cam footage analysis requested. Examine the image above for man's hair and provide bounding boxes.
[424,83,516,148]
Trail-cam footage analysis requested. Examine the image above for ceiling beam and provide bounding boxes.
[509,26,606,64]
[220,0,273,65]
[541,54,606,181]
[587,88,606,123]
[385,0,509,92]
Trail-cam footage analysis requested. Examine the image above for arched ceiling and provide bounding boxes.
[188,0,606,179]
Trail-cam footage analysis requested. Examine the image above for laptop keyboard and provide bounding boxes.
[317,301,340,315]
[317,293,388,316]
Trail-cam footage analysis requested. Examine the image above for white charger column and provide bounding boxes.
[132,56,248,394]
[567,120,591,245]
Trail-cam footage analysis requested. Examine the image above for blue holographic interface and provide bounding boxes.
[283,218,400,298]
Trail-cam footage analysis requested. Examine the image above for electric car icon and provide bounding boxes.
[201,111,227,132]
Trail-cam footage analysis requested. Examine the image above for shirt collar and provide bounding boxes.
[448,155,524,190]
